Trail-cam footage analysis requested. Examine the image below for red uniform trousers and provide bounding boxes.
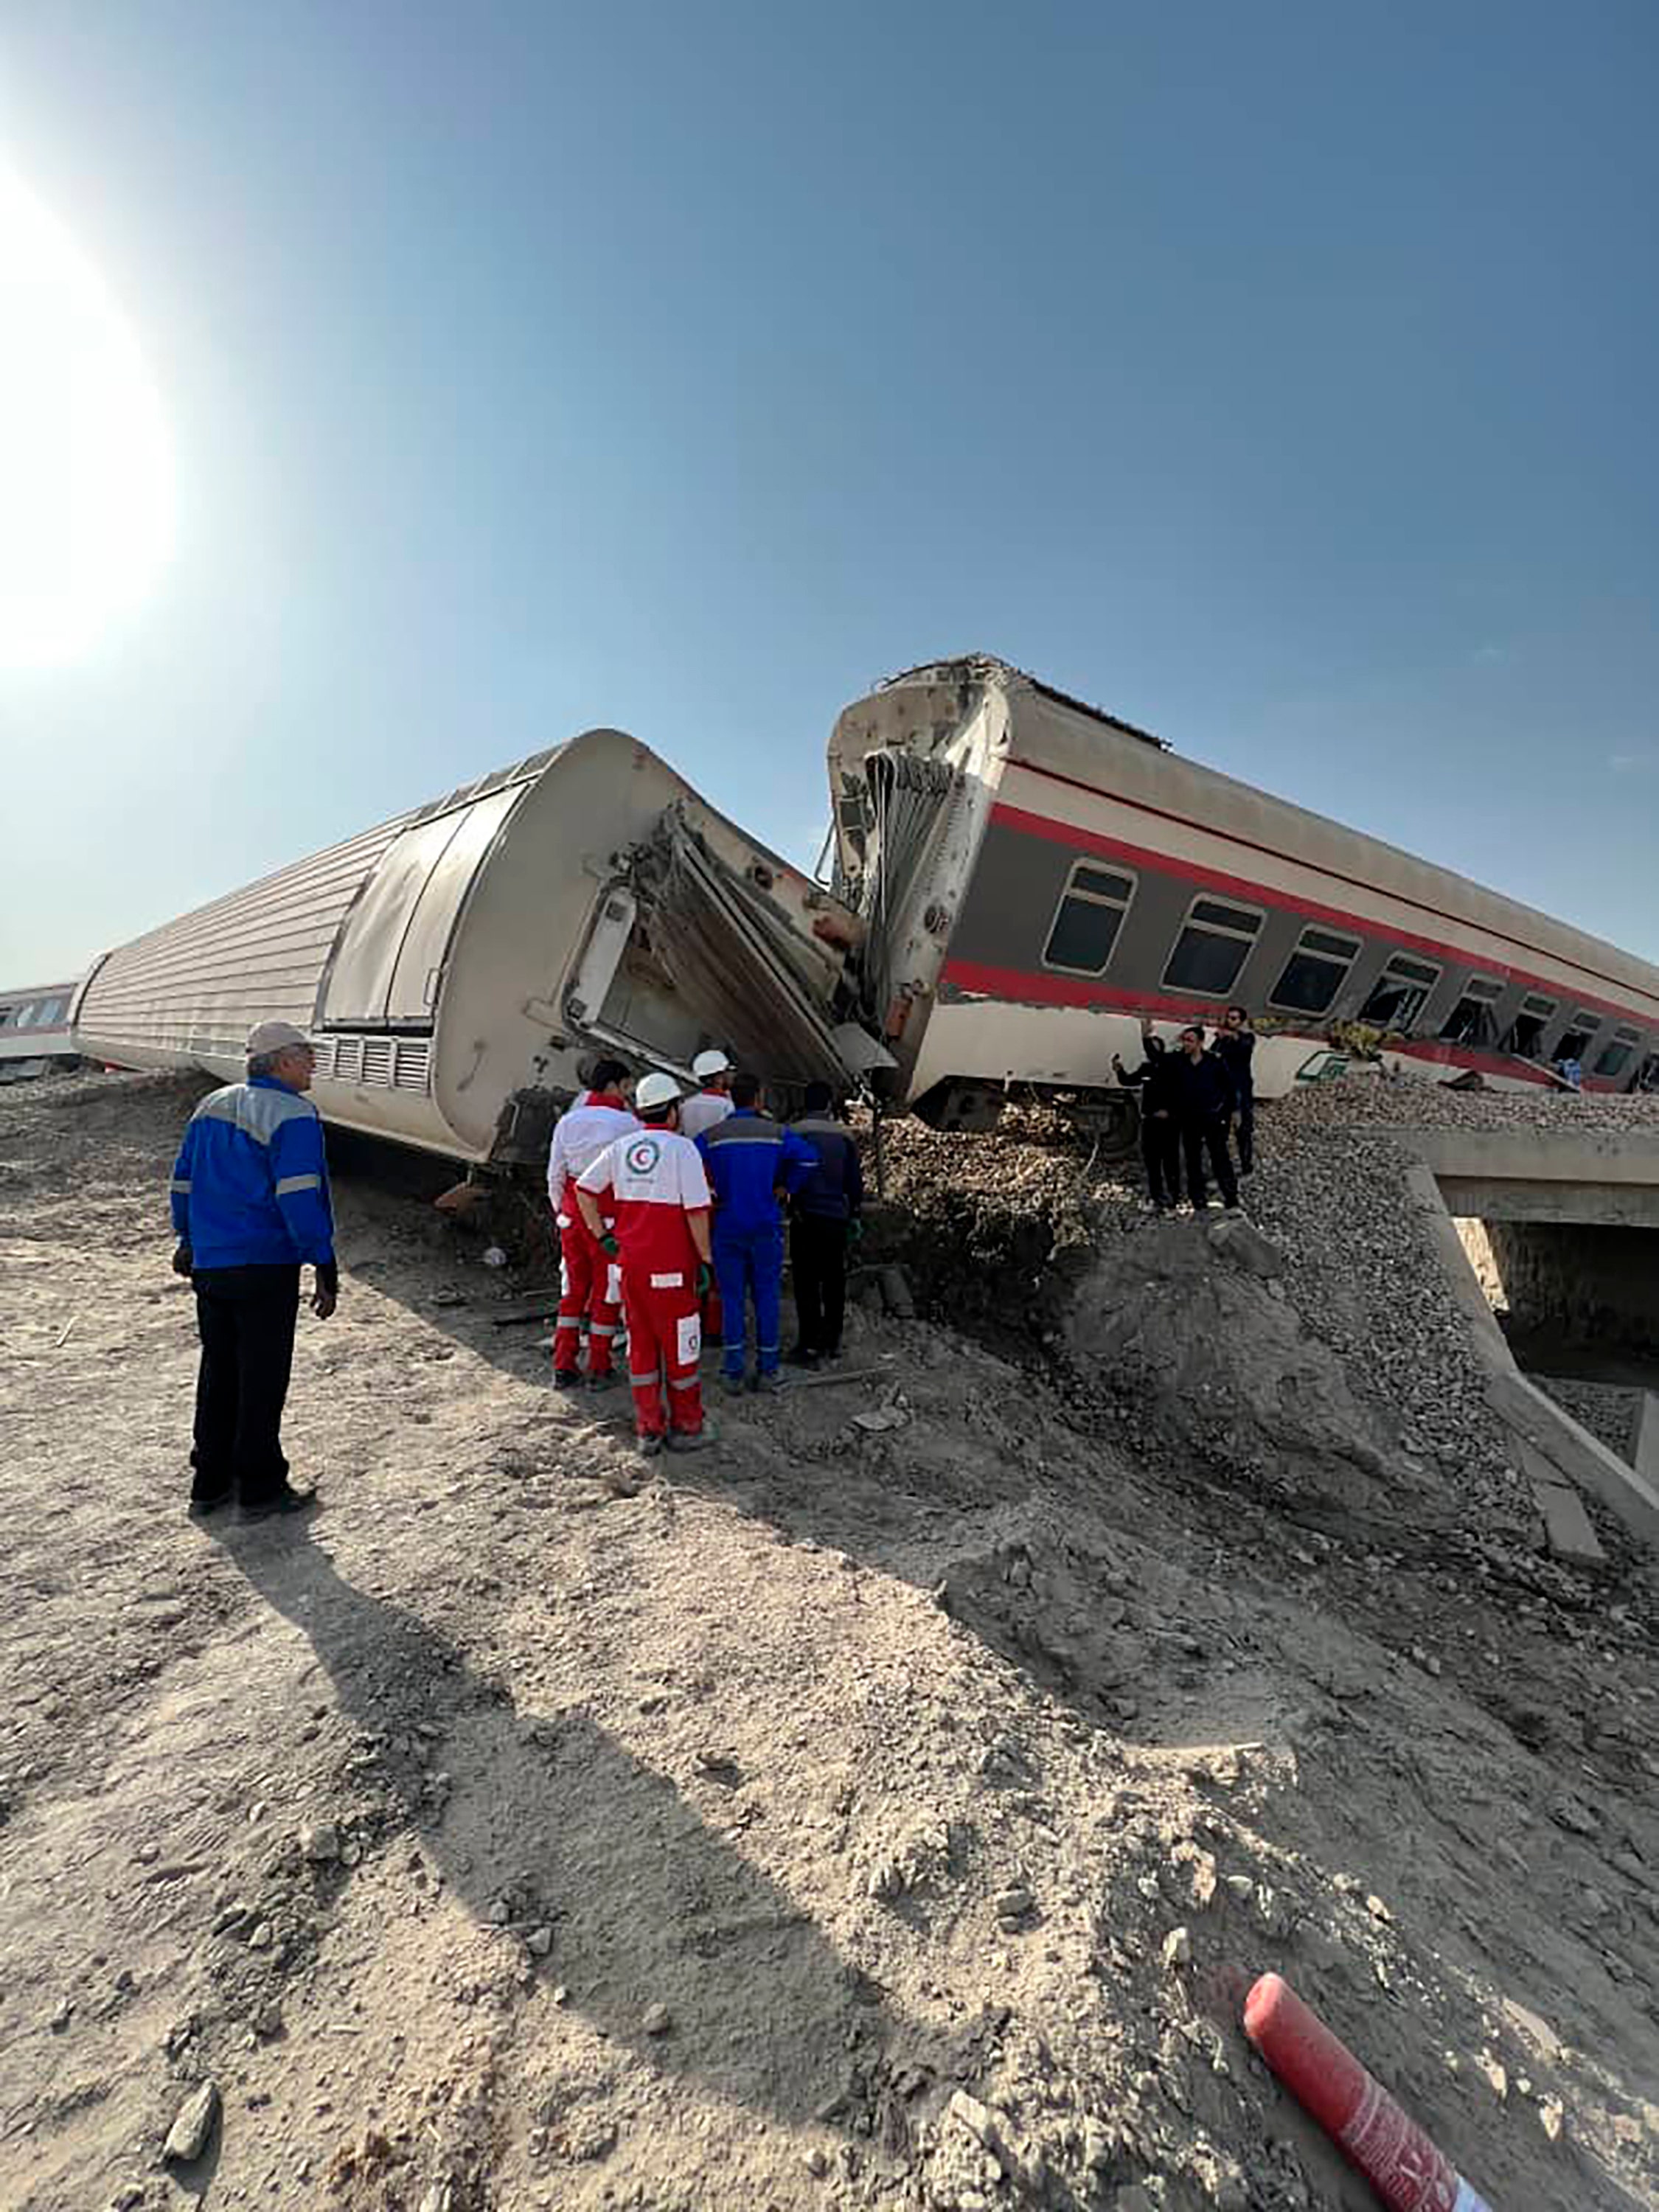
[622,1269,704,1438]
[552,1210,621,1377]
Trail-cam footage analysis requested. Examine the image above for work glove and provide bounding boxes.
[171,1241,194,1278]
[846,1217,864,1248]
[311,1259,339,1320]
[695,1262,713,1298]
[599,1231,620,1256]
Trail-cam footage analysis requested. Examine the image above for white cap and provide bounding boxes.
[246,1020,312,1057]
[634,1071,683,1113]
[692,1048,731,1081]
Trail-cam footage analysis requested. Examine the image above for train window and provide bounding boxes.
[1161,896,1263,996]
[1439,975,1505,1047]
[1502,992,1557,1058]
[1557,1012,1601,1062]
[1358,953,1440,1031]
[1041,860,1136,975]
[1267,925,1362,1016]
[1593,1023,1644,1080]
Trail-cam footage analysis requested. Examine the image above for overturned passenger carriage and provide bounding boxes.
[73,729,868,1166]
[832,658,1659,1130]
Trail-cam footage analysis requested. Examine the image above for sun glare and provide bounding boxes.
[0,170,174,670]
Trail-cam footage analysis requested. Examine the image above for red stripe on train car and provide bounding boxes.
[987,801,1657,1033]
[1009,757,1655,1014]
[939,959,1568,1087]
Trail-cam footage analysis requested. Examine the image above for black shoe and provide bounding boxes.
[585,1370,619,1392]
[785,1343,819,1368]
[637,1433,665,1458]
[552,1369,582,1391]
[240,1484,316,1520]
[667,1422,717,1453]
[188,1490,232,1519]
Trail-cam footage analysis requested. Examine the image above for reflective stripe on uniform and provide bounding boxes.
[668,1374,699,1391]
[170,1178,191,1194]
[629,1368,659,1388]
[590,1322,617,1338]
[194,1082,316,1144]
[650,1271,685,1289]
[274,1172,321,1196]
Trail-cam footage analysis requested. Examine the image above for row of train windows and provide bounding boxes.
[1040,865,1647,1077]
[0,996,67,1030]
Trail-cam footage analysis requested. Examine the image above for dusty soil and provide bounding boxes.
[2,1073,1658,2212]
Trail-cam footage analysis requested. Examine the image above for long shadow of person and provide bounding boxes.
[220,1522,933,2152]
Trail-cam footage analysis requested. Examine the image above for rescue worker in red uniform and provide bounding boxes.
[575,1072,715,1457]
[545,1059,639,1388]
[678,1048,734,1343]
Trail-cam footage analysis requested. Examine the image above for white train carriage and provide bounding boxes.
[829,658,1659,1128]
[74,728,866,1165]
[0,981,81,1082]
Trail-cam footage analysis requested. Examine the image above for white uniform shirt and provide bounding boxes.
[679,1089,734,1143]
[547,1097,641,1217]
[577,1127,711,1281]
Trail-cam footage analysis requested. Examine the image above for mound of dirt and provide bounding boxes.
[1062,1214,1434,1523]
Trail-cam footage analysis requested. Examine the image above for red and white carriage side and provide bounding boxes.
[829,658,1659,1124]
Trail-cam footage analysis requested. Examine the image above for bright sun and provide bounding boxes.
[0,170,174,670]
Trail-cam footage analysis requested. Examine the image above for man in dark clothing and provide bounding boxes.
[1213,1004,1256,1175]
[1112,1029,1183,1211]
[787,1082,864,1363]
[170,1020,338,1518]
[1174,1026,1240,1212]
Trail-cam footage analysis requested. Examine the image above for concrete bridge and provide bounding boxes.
[1391,1126,1659,1562]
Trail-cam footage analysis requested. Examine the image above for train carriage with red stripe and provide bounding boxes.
[828,657,1659,1133]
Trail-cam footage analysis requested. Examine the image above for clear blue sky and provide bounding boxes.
[3,0,1657,982]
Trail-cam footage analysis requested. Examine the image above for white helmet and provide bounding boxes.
[634,1071,684,1113]
[692,1048,732,1081]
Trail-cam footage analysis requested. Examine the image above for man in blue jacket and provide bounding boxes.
[787,1082,864,1366]
[170,1020,338,1517]
[696,1074,817,1393]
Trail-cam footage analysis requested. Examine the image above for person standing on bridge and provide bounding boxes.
[1174,1025,1241,1213]
[1112,1023,1183,1214]
[1214,1004,1257,1177]
[546,1058,639,1390]
[168,1020,336,1519]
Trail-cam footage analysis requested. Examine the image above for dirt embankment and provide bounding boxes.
[1,1072,1657,2212]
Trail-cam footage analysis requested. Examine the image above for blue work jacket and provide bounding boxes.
[697,1108,817,1237]
[170,1075,335,1270]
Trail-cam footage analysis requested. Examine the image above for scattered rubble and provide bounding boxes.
[1,1069,1655,2212]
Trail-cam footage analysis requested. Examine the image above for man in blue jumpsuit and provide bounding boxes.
[697,1074,817,1393]
[170,1020,338,1517]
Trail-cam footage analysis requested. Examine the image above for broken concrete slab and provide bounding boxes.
[1528,1475,1607,1567]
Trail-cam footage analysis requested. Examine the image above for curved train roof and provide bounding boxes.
[881,655,1659,1009]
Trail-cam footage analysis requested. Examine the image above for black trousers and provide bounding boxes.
[1232,1094,1255,1175]
[1183,1116,1239,1209]
[1140,1113,1183,1208]
[790,1214,849,1354]
[192,1265,301,1504]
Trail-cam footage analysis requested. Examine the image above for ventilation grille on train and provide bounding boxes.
[313,1032,430,1093]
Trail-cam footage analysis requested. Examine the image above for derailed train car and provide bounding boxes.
[74,728,869,1166]
[830,657,1659,1130]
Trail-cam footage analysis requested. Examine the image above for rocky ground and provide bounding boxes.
[2,1071,1658,2212]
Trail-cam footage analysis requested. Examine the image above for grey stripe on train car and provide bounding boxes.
[192,1084,319,1144]
[945,815,1514,1032]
